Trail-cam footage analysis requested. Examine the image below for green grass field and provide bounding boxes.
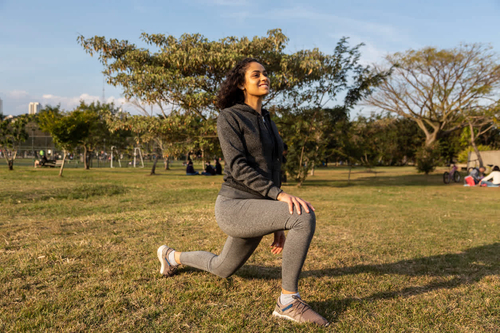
[1,163,499,332]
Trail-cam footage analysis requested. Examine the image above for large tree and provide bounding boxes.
[79,30,386,181]
[77,29,353,118]
[365,43,500,147]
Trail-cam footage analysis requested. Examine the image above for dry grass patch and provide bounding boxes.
[1,164,499,332]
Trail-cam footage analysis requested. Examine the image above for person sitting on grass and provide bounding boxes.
[185,160,199,175]
[479,166,500,187]
[202,161,216,175]
[157,58,329,327]
[465,166,485,186]
[214,158,222,175]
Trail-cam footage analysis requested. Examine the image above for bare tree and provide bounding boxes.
[366,43,500,147]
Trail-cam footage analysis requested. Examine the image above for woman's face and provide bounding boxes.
[240,62,270,98]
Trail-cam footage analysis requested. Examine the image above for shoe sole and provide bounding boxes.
[272,311,299,323]
[272,310,330,327]
[157,245,169,275]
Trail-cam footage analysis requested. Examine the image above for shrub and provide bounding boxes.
[416,144,441,174]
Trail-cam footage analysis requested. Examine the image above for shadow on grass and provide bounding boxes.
[237,243,500,321]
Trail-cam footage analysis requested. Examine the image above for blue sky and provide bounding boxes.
[1,0,499,116]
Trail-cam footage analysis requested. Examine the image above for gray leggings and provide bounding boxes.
[179,195,316,292]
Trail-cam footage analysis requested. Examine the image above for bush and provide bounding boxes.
[416,144,441,174]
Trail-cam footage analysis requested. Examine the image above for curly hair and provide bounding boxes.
[216,58,261,110]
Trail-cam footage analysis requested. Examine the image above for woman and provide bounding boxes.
[157,58,329,327]
[480,165,500,187]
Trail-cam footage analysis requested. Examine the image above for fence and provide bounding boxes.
[0,147,193,169]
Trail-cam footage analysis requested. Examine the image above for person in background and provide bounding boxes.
[214,158,222,175]
[186,160,199,175]
[479,166,500,187]
[202,161,216,175]
[465,166,485,186]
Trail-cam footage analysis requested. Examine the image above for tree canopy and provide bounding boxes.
[78,29,385,118]
[365,43,500,147]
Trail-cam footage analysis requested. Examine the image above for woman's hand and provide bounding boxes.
[277,192,315,215]
[271,231,286,255]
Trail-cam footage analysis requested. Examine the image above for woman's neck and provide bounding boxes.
[244,95,263,114]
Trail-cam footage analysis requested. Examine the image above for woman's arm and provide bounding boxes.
[217,111,282,199]
[481,173,494,182]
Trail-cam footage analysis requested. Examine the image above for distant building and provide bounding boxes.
[29,102,41,115]
[0,98,3,115]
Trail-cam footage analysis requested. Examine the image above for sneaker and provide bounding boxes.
[157,245,178,277]
[272,295,329,327]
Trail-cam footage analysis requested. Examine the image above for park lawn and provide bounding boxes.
[0,164,499,332]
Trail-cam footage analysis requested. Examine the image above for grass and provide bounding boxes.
[0,163,499,332]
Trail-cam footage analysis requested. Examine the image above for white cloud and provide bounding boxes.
[41,93,127,110]
[2,90,129,116]
[8,90,30,99]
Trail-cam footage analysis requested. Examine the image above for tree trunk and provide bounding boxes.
[298,144,306,183]
[424,131,438,148]
[348,160,352,185]
[150,150,159,175]
[469,122,484,168]
[83,146,89,170]
[415,118,439,148]
[7,150,17,171]
[59,150,67,177]
[310,162,315,176]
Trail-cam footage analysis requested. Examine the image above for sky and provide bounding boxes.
[1,0,499,116]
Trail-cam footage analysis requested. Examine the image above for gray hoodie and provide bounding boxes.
[217,103,284,200]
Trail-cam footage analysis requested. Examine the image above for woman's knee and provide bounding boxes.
[211,265,238,279]
[293,210,316,234]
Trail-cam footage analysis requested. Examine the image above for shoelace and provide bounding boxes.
[290,297,312,316]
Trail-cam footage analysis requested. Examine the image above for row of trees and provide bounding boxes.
[2,100,499,182]
[1,30,499,183]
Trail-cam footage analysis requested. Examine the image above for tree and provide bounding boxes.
[72,101,120,169]
[0,115,29,170]
[79,30,387,182]
[365,43,500,148]
[77,29,360,119]
[38,106,88,176]
[275,107,350,185]
[272,39,388,185]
